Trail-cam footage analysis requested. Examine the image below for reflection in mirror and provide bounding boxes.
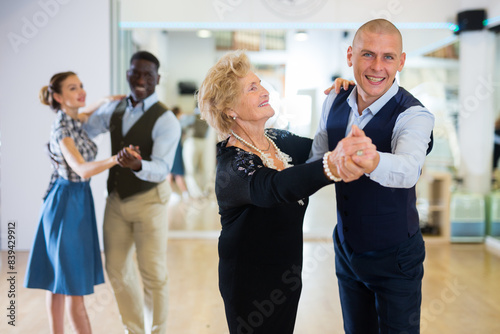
[113,26,460,236]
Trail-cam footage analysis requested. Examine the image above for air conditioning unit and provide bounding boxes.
[450,192,485,242]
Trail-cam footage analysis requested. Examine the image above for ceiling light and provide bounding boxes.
[197,29,212,38]
[294,30,308,41]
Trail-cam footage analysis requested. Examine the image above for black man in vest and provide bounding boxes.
[309,19,434,334]
[84,51,181,334]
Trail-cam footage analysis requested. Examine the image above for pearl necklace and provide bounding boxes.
[231,130,292,170]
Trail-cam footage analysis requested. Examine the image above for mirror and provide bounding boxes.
[112,3,462,237]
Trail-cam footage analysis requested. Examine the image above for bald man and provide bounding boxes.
[310,19,434,333]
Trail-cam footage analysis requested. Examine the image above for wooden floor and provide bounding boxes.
[1,239,500,334]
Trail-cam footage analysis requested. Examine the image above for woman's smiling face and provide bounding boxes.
[233,71,275,123]
[53,75,86,111]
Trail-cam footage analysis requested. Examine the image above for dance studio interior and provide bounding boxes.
[1,0,500,333]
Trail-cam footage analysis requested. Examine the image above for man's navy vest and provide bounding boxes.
[107,99,168,199]
[327,86,433,253]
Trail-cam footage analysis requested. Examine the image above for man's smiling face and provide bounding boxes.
[126,58,160,103]
[347,30,406,109]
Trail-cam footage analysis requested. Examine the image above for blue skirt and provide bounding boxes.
[171,141,185,175]
[24,178,104,295]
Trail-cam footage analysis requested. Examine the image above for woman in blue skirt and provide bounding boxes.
[24,72,124,334]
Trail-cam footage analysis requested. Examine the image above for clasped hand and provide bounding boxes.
[328,125,379,182]
[116,145,142,171]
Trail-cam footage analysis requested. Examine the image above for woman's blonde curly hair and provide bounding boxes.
[197,50,251,140]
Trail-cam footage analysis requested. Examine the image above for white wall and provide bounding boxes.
[164,31,217,113]
[0,0,111,250]
[120,0,461,24]
[283,30,343,137]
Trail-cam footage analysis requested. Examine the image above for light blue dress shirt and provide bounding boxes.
[84,92,181,183]
[309,80,435,188]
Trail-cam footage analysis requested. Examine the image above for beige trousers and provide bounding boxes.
[103,181,171,334]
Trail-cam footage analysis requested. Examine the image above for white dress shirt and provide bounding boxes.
[84,92,181,183]
[309,80,434,189]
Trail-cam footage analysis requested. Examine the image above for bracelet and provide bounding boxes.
[323,152,342,182]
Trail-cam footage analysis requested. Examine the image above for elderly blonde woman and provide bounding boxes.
[197,51,373,333]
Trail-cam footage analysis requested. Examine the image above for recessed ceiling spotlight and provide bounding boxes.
[294,30,308,41]
[197,29,212,38]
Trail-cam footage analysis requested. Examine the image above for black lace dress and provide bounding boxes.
[216,128,332,334]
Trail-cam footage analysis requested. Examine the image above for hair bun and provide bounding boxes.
[39,85,51,106]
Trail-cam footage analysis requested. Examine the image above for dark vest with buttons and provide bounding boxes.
[107,98,168,199]
[327,86,433,253]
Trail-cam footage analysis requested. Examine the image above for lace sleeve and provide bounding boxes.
[231,148,263,177]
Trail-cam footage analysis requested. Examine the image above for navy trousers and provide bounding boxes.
[334,226,425,334]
